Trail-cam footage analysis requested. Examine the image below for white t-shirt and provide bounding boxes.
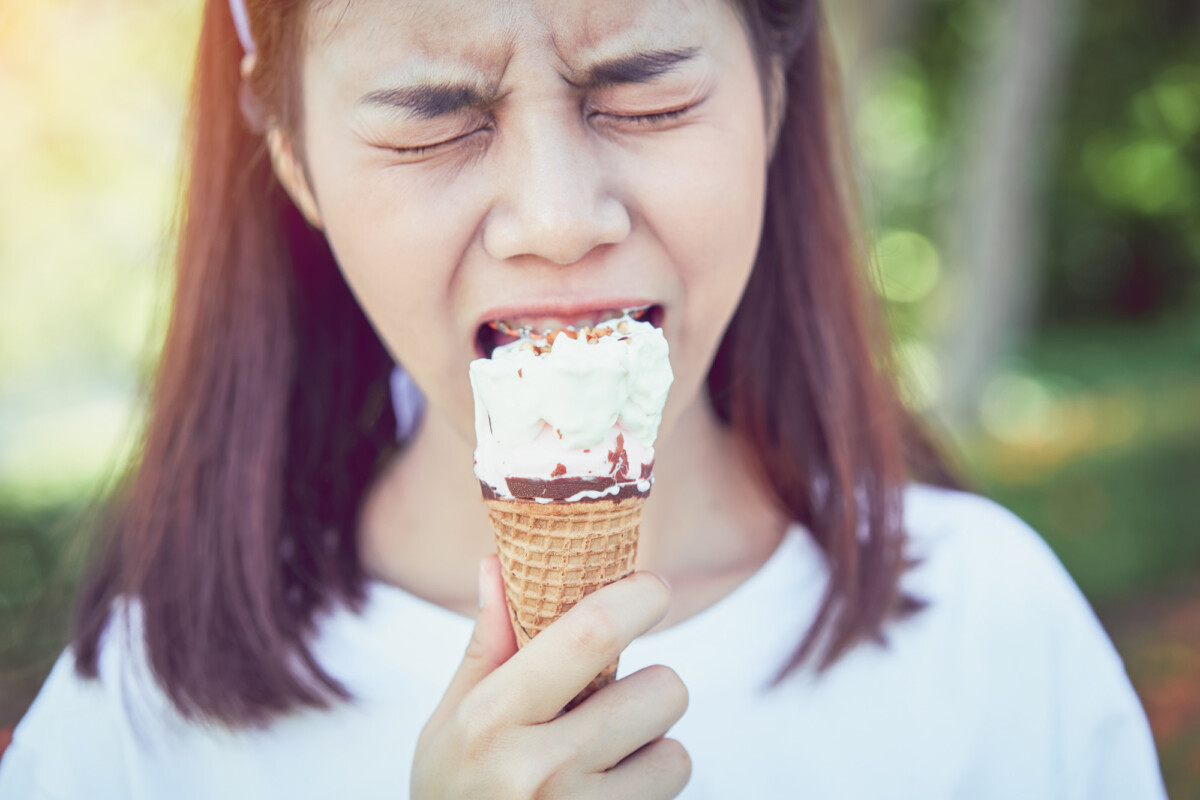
[0,486,1167,799]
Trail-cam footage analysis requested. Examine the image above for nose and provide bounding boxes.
[483,118,631,265]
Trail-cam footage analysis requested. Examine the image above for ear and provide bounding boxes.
[765,56,787,158]
[266,128,325,230]
[240,52,325,229]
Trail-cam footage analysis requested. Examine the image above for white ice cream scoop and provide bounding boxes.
[469,314,673,502]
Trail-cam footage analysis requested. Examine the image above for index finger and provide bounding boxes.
[471,570,671,725]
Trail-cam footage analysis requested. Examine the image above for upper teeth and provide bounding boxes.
[495,305,649,337]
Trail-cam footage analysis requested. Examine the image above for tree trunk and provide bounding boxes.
[828,0,930,100]
[936,0,1085,427]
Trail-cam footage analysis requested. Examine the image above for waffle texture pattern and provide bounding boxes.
[485,497,644,708]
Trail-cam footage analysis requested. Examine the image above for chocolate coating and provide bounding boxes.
[479,477,649,502]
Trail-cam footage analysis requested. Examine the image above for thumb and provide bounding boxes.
[426,555,518,730]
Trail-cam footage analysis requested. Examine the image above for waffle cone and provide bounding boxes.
[484,495,644,710]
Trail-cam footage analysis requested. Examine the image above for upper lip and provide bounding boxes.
[473,298,657,333]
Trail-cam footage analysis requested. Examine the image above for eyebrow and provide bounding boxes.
[569,46,701,89]
[357,47,701,120]
[358,84,491,120]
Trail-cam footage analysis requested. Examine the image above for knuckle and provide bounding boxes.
[544,724,586,763]
[461,628,500,670]
[530,767,568,800]
[452,700,505,763]
[462,631,489,662]
[565,603,623,659]
[516,752,569,800]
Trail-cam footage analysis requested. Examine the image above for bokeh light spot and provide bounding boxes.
[872,230,942,304]
[856,62,936,185]
[1152,66,1200,139]
[895,339,942,410]
[1085,137,1194,216]
[979,372,1057,444]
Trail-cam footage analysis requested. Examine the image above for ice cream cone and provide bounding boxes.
[484,496,644,710]
[470,312,670,711]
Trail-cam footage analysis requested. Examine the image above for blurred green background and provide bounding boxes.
[1,0,1198,793]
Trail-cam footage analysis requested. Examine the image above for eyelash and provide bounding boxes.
[607,106,691,126]
[391,128,488,157]
[388,104,694,158]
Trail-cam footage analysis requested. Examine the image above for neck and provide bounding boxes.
[359,393,788,620]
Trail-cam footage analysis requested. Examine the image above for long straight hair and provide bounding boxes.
[73,0,958,726]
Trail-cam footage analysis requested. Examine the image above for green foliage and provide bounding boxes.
[1046,2,1199,323]
[858,0,1200,329]
[963,318,1200,600]
[0,502,85,725]
[985,438,1200,601]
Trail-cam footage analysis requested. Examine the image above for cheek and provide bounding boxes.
[622,102,768,426]
[298,55,473,342]
[304,119,488,394]
[654,138,765,307]
[315,169,455,324]
[633,116,767,370]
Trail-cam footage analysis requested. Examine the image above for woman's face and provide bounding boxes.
[288,0,771,441]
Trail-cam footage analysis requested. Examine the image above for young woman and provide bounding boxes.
[0,0,1166,797]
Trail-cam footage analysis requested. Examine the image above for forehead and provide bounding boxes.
[305,0,725,70]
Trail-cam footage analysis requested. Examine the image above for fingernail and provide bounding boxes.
[478,559,490,610]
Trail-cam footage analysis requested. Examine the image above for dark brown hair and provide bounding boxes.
[72,0,959,726]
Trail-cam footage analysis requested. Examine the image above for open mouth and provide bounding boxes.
[475,303,665,358]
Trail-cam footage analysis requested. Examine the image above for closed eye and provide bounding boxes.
[386,126,491,160]
[592,102,699,129]
[379,102,694,160]
[620,107,690,125]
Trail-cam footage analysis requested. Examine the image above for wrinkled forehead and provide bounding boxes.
[304,0,726,76]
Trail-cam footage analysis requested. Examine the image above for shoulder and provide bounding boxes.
[897,483,1112,658]
[902,482,1054,565]
[893,485,1166,798]
[0,600,175,799]
[900,483,1084,616]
